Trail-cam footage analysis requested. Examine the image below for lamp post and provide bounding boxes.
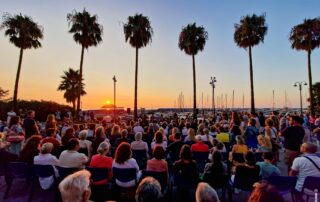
[113,75,117,123]
[210,77,217,116]
[294,81,307,115]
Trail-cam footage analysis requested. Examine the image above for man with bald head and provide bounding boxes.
[290,142,320,201]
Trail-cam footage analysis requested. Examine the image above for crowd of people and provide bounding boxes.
[0,109,320,202]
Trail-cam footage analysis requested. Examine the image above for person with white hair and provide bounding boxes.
[78,130,92,159]
[191,135,209,152]
[196,182,220,202]
[59,170,91,202]
[131,132,149,152]
[135,177,162,202]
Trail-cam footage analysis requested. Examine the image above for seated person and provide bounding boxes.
[191,135,209,153]
[216,126,230,143]
[131,132,149,153]
[135,177,162,202]
[167,133,185,162]
[41,128,61,153]
[147,145,168,178]
[78,130,92,159]
[248,181,284,202]
[89,142,113,185]
[58,138,88,169]
[196,182,220,202]
[19,135,42,164]
[256,152,280,180]
[59,170,91,202]
[151,131,167,151]
[257,135,272,153]
[229,135,248,162]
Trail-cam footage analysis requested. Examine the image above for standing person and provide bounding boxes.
[6,110,16,126]
[258,111,266,133]
[244,118,259,149]
[6,115,25,155]
[45,114,57,131]
[280,115,305,172]
[23,110,39,139]
[290,143,320,202]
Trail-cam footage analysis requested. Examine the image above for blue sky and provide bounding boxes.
[0,0,319,109]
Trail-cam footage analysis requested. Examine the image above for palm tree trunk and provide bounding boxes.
[134,47,139,121]
[307,50,314,117]
[192,54,197,118]
[13,48,24,112]
[249,46,255,114]
[77,46,85,118]
[72,100,76,115]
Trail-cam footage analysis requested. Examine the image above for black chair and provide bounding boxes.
[86,166,112,202]
[254,152,264,162]
[266,176,297,202]
[302,176,320,202]
[141,170,168,191]
[173,170,197,202]
[232,153,245,163]
[56,166,79,181]
[112,167,137,201]
[204,141,213,149]
[193,151,209,173]
[29,164,57,201]
[4,162,32,200]
[132,149,148,170]
[221,152,229,162]
[78,147,89,156]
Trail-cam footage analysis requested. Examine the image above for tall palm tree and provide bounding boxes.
[58,68,86,112]
[178,23,208,118]
[1,13,43,112]
[234,14,268,114]
[289,18,320,117]
[123,13,153,121]
[67,9,103,115]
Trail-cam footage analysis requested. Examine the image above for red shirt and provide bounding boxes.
[191,142,209,152]
[89,154,113,184]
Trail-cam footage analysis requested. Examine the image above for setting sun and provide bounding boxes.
[106,100,111,104]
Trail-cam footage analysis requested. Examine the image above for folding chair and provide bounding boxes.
[193,151,209,173]
[56,166,79,181]
[302,176,320,202]
[266,175,297,202]
[232,153,245,163]
[132,149,148,170]
[86,166,112,202]
[141,170,168,192]
[112,167,137,201]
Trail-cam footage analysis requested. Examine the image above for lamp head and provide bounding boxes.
[294,84,297,87]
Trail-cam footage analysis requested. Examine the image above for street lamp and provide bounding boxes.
[210,77,217,116]
[112,75,117,123]
[293,81,307,115]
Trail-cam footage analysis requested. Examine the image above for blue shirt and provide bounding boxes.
[256,161,281,179]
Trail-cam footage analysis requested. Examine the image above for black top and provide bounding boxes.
[23,117,37,139]
[234,164,261,191]
[173,160,198,187]
[167,141,185,162]
[282,126,305,151]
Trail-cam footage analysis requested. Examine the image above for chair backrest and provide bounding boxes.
[86,166,109,182]
[266,176,297,191]
[132,149,147,160]
[141,170,167,190]
[33,164,55,178]
[254,152,264,162]
[302,176,320,192]
[232,153,245,163]
[56,166,79,180]
[7,162,29,178]
[112,167,136,183]
[221,152,229,162]
[78,147,88,156]
[193,152,209,163]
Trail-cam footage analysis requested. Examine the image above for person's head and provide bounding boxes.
[40,143,54,154]
[257,135,272,148]
[188,128,196,140]
[210,126,216,133]
[65,127,75,136]
[27,110,35,118]
[78,130,88,140]
[249,118,256,126]
[235,135,245,145]
[300,142,318,154]
[216,142,225,151]
[9,115,20,127]
[22,135,42,151]
[171,127,179,135]
[46,128,56,137]
[153,145,165,160]
[121,129,128,138]
[135,177,162,202]
[180,145,192,161]
[67,138,80,151]
[59,170,91,202]
[248,181,284,202]
[115,142,131,164]
[265,118,274,127]
[212,150,222,164]
[196,182,220,202]
[135,132,143,141]
[46,114,55,123]
[154,131,163,144]
[231,125,242,136]
[174,132,181,141]
[95,126,105,139]
[262,152,274,162]
[244,151,256,166]
[290,115,304,126]
[195,135,203,142]
[97,141,110,155]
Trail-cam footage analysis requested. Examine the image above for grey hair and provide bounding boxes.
[97,141,110,154]
[135,177,162,202]
[78,130,88,140]
[135,132,142,141]
[196,182,220,202]
[59,170,91,202]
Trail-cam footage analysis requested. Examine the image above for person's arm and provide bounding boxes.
[289,169,298,176]
[290,158,300,176]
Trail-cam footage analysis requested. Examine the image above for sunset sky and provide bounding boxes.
[1,0,320,110]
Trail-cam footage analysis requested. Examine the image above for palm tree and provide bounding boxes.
[178,23,208,118]
[234,14,268,114]
[67,9,103,115]
[289,18,320,117]
[58,68,86,112]
[123,13,153,121]
[1,13,43,112]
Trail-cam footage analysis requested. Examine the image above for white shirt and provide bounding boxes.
[112,158,140,187]
[182,128,188,137]
[133,126,144,134]
[58,150,88,168]
[131,140,148,151]
[34,153,59,190]
[151,141,167,151]
[291,154,320,191]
